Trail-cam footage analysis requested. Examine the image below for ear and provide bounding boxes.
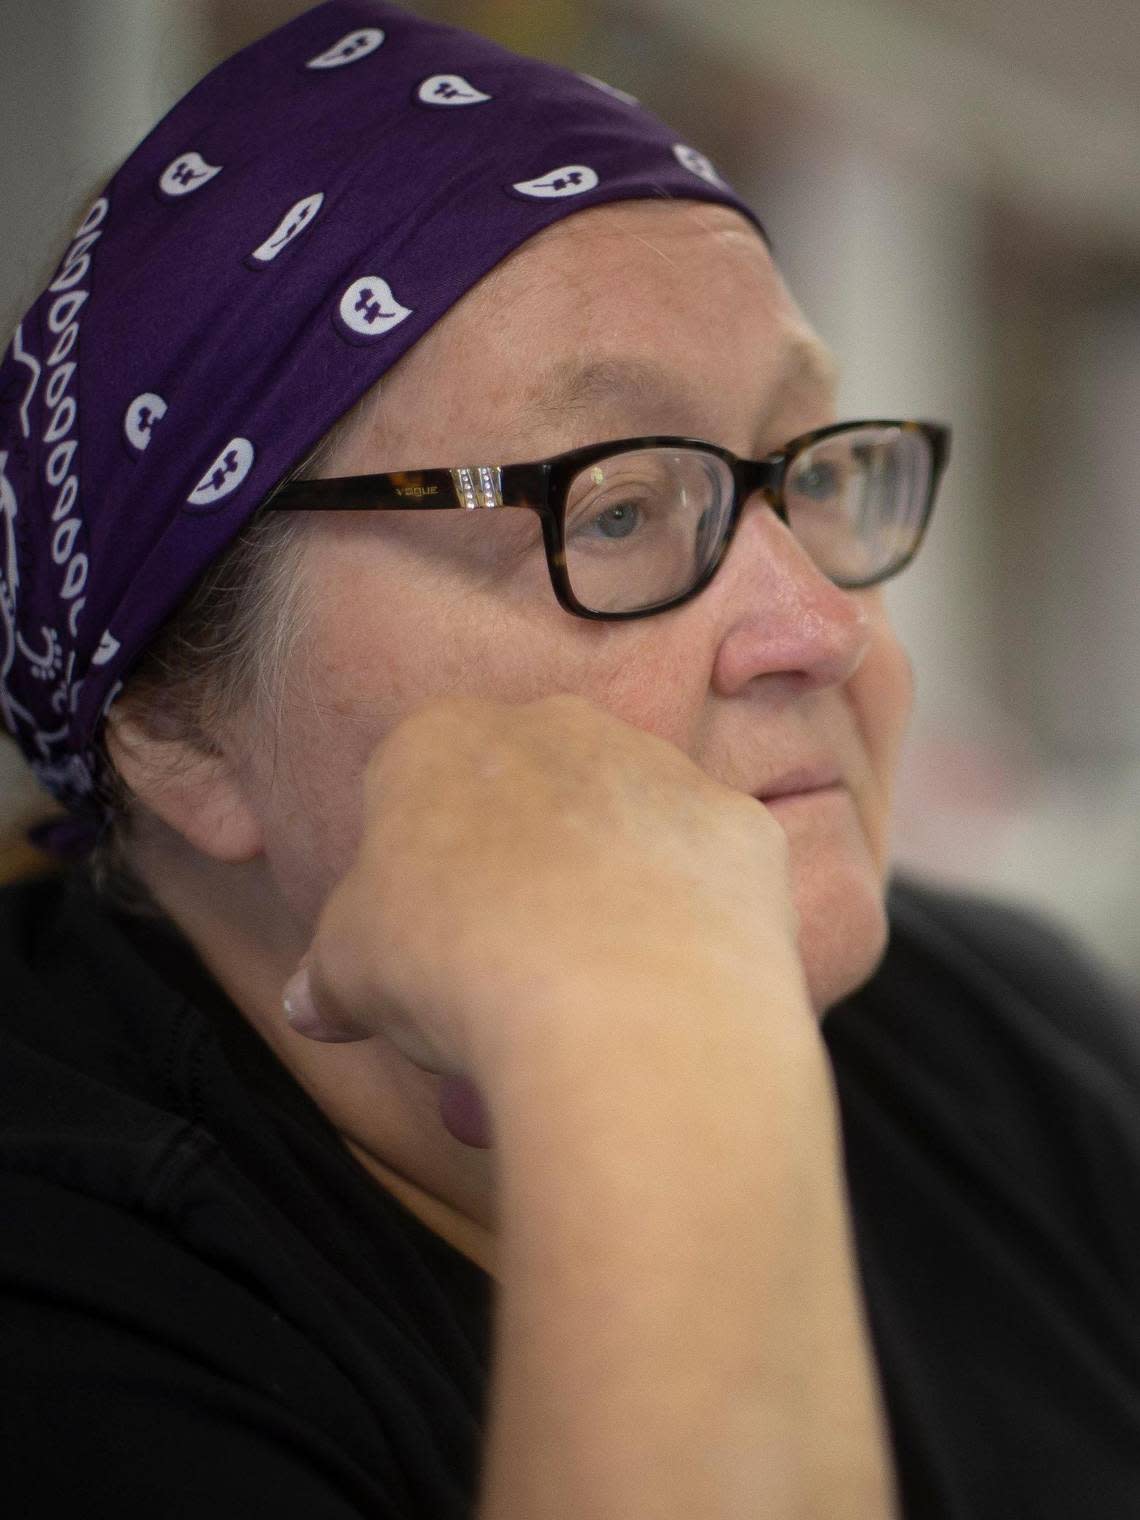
[105,710,264,864]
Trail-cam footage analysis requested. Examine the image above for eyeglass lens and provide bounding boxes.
[563,448,734,614]
[562,425,933,614]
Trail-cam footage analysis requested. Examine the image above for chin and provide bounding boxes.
[788,845,891,1020]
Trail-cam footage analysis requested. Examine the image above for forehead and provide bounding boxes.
[337,200,838,467]
[471,200,821,360]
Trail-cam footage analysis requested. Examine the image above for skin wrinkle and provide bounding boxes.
[114,201,915,1275]
[515,346,841,462]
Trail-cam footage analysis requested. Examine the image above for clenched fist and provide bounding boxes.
[284,695,810,1136]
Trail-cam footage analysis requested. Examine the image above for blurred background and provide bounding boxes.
[2,0,1138,989]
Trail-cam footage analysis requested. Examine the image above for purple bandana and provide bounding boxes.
[0,0,764,832]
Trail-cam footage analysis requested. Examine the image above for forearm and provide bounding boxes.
[475,974,899,1520]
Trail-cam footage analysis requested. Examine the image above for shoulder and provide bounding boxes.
[827,871,1140,1114]
[885,873,1140,1080]
[823,874,1140,1516]
[826,871,1140,1234]
[0,1176,419,1518]
[0,871,490,1515]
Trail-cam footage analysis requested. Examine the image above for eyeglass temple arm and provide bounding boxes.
[268,463,549,512]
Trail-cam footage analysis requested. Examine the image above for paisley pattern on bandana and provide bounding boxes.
[0,0,764,824]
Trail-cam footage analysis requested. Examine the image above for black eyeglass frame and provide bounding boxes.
[267,419,951,620]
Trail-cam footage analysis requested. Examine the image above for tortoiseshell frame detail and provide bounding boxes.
[267,420,951,620]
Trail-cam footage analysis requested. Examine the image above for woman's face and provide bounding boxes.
[245,200,915,1017]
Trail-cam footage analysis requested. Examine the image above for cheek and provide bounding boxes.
[249,550,698,923]
[846,600,915,866]
[293,529,701,744]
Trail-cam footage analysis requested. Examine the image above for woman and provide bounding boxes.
[2,3,1137,1516]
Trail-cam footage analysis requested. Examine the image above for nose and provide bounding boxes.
[707,491,873,697]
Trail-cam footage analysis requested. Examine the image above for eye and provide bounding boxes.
[565,467,664,546]
[791,460,840,500]
[585,501,643,540]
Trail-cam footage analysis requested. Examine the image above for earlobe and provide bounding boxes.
[104,711,264,864]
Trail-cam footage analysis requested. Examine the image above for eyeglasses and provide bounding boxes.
[268,419,950,620]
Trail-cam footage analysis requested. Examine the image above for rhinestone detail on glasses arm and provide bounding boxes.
[451,466,504,509]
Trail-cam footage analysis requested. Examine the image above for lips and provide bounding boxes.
[754,764,843,803]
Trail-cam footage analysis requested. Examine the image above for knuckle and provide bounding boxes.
[366,697,477,779]
[530,692,605,733]
[537,691,592,715]
[729,789,791,854]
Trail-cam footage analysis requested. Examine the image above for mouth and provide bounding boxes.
[760,783,846,813]
[754,765,844,805]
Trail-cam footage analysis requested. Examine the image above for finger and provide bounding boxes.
[286,877,390,1044]
[438,1074,494,1149]
[289,904,455,1072]
[282,963,374,1044]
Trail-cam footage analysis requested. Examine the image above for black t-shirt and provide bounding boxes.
[1,870,1137,1517]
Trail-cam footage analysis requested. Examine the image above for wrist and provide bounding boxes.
[463,941,816,1099]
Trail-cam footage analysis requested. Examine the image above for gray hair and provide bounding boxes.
[90,398,370,910]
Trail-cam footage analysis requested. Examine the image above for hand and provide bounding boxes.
[284,695,807,1113]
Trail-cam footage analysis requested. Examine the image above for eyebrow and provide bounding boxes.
[516,337,842,443]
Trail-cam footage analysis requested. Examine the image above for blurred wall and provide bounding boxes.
[3,0,1138,987]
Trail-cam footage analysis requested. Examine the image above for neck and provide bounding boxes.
[128,822,500,1277]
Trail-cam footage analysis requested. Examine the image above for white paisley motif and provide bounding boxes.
[0,460,86,790]
[0,453,23,706]
[160,153,223,198]
[124,393,168,453]
[19,626,63,683]
[11,324,41,441]
[0,453,20,600]
[416,74,492,106]
[91,630,121,667]
[250,193,325,265]
[0,452,38,743]
[306,29,385,69]
[187,439,255,507]
[338,278,413,339]
[100,680,124,721]
[512,165,599,199]
[672,143,725,186]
